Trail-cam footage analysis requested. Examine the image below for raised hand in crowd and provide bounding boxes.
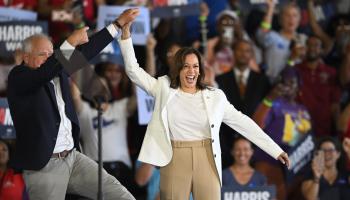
[200,2,210,18]
[66,26,90,47]
[312,150,325,181]
[262,0,277,31]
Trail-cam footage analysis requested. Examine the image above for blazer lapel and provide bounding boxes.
[202,89,213,129]
[45,81,59,113]
[161,88,178,142]
[59,72,69,104]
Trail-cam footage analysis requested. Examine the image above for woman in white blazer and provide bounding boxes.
[118,21,290,200]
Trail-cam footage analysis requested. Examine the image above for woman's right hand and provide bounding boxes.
[121,22,132,40]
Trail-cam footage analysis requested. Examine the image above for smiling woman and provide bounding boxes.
[169,47,206,93]
[222,137,267,187]
[119,20,290,200]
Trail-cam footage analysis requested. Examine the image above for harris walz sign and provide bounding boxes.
[0,98,15,139]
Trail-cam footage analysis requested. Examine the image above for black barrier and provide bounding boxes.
[222,185,276,200]
[0,98,16,139]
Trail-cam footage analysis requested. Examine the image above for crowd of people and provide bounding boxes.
[1,0,350,199]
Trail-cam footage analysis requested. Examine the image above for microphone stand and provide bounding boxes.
[94,96,104,200]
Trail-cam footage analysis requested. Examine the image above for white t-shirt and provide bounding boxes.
[167,90,211,141]
[78,98,131,167]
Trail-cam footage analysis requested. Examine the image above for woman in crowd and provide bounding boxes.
[301,137,350,200]
[118,15,290,200]
[257,0,307,83]
[253,66,312,200]
[222,136,267,187]
[0,140,28,200]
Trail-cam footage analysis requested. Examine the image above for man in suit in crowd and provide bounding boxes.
[7,8,139,200]
[216,40,270,168]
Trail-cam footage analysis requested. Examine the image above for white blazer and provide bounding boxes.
[119,38,284,184]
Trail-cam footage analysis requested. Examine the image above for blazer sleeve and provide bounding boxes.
[8,57,63,94]
[220,90,284,159]
[76,27,114,61]
[118,37,158,97]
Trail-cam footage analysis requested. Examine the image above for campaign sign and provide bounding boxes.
[239,0,289,11]
[0,21,48,58]
[286,134,315,181]
[0,7,37,22]
[151,3,201,18]
[97,5,150,46]
[0,98,15,139]
[136,86,154,125]
[222,186,276,200]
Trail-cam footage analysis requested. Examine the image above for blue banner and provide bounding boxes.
[222,185,276,200]
[0,21,48,58]
[0,98,16,139]
[0,7,37,22]
[286,134,315,181]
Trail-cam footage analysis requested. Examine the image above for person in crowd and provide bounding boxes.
[301,137,350,200]
[118,15,290,200]
[222,136,267,187]
[337,43,350,138]
[253,66,312,200]
[93,58,132,100]
[307,0,350,69]
[37,0,95,44]
[135,162,160,200]
[257,0,307,83]
[0,49,23,97]
[70,62,137,195]
[206,10,241,75]
[0,0,37,10]
[295,35,341,137]
[206,10,262,75]
[216,39,270,168]
[6,8,139,199]
[0,140,28,200]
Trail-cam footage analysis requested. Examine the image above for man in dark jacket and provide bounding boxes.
[7,8,139,200]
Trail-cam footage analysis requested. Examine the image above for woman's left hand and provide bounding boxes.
[277,152,291,169]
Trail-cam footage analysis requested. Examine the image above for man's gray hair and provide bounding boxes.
[22,34,52,53]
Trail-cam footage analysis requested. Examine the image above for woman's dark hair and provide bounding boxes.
[169,47,208,90]
[316,136,342,152]
[0,139,10,166]
[231,136,254,150]
[231,136,255,166]
[316,136,345,171]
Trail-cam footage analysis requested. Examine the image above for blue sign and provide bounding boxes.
[0,98,16,139]
[222,185,276,200]
[0,7,37,22]
[0,21,48,58]
[286,134,315,182]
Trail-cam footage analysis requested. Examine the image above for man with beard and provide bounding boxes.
[296,36,341,137]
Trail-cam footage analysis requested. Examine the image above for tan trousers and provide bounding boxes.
[160,139,221,200]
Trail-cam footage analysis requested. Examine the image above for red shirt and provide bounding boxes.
[296,61,341,137]
[0,169,28,200]
[0,0,37,10]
